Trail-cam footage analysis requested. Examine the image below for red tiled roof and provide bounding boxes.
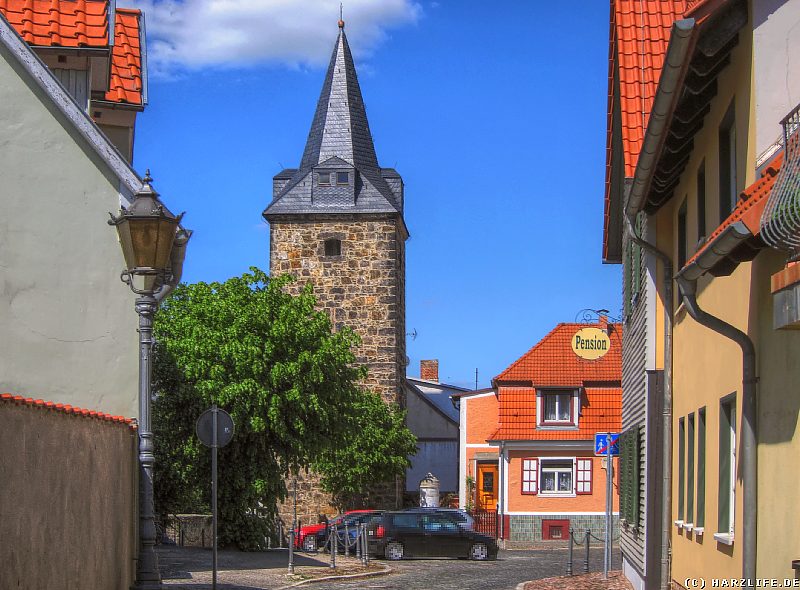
[0,0,143,105]
[494,322,622,387]
[604,1,688,260]
[683,153,784,268]
[1,392,136,428]
[489,386,621,442]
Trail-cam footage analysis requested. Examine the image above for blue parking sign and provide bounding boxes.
[594,433,620,456]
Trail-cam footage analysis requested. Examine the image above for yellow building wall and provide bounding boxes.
[651,16,756,582]
[753,250,800,578]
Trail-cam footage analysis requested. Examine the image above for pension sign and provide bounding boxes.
[572,327,611,360]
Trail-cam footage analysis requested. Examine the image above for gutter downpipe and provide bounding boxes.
[675,222,757,582]
[623,19,696,590]
[154,226,192,304]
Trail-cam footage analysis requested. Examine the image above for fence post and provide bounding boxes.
[583,529,590,574]
[567,528,574,576]
[288,529,295,574]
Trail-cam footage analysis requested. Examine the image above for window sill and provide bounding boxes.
[536,425,579,430]
[674,520,684,529]
[539,492,577,498]
[713,532,734,545]
[694,527,704,536]
[684,523,694,532]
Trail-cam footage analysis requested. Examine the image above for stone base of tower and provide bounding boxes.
[278,469,406,530]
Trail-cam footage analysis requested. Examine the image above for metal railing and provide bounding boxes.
[467,509,499,538]
[564,528,620,576]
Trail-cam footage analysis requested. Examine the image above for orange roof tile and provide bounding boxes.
[0,0,143,105]
[1,392,136,428]
[494,322,622,387]
[683,153,784,268]
[489,386,621,442]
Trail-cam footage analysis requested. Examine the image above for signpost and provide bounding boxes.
[595,432,619,579]
[196,406,235,590]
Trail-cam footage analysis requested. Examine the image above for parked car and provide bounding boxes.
[366,509,498,561]
[413,507,475,530]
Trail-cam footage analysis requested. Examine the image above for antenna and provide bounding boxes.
[475,368,478,391]
[406,329,418,341]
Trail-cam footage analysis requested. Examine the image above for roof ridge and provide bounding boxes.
[494,323,568,381]
[1,393,136,427]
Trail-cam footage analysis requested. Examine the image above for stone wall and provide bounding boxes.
[270,215,407,519]
[509,513,621,542]
[0,396,138,590]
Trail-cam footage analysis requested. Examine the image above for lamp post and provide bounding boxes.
[109,171,190,590]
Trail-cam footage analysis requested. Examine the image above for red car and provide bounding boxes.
[295,509,381,552]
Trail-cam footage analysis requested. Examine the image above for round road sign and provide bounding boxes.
[196,407,235,448]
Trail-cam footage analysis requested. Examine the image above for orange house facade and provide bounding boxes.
[458,319,622,542]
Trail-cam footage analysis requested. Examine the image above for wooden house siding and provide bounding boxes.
[53,68,89,111]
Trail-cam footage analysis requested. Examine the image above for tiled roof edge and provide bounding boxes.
[0,11,141,204]
[1,393,137,429]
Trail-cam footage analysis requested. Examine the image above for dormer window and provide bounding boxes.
[336,171,349,185]
[536,389,579,428]
[324,238,342,256]
[318,172,331,186]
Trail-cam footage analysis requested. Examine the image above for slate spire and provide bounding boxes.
[264,23,404,218]
[300,24,379,171]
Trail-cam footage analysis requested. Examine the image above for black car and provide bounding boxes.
[366,509,498,561]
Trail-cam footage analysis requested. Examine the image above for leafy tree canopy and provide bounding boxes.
[152,268,416,549]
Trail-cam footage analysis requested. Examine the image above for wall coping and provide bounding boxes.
[1,393,137,429]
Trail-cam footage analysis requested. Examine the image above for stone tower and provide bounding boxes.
[263,22,408,519]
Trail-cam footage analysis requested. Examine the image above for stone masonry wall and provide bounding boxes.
[270,216,406,522]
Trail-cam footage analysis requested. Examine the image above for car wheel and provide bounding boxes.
[469,542,489,561]
[302,535,317,552]
[385,541,404,560]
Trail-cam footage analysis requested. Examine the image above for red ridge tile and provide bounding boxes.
[1,392,136,427]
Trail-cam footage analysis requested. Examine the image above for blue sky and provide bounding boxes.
[132,0,620,389]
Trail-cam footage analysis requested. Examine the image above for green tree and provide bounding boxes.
[151,268,416,549]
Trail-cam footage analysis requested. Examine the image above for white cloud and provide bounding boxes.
[130,0,421,77]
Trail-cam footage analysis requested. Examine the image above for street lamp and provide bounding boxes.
[109,171,191,590]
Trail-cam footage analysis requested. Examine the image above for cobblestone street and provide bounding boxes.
[158,545,622,590]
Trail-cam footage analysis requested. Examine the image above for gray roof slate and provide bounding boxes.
[264,27,403,219]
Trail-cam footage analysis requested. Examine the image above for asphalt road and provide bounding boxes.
[310,547,620,590]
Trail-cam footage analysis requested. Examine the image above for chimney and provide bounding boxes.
[420,359,439,382]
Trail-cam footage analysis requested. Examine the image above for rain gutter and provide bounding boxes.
[625,19,697,219]
[675,221,757,582]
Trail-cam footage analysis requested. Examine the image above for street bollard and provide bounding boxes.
[278,521,283,549]
[356,524,362,560]
[288,529,295,574]
[567,528,574,576]
[344,524,349,557]
[583,529,590,574]
[330,525,337,569]
[363,526,369,566]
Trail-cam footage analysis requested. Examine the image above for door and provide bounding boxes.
[420,512,466,557]
[476,463,498,511]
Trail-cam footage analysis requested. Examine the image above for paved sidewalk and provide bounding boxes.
[158,545,387,590]
[519,571,633,590]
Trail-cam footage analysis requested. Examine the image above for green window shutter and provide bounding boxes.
[697,408,706,528]
[624,240,632,319]
[687,413,695,523]
[678,417,685,520]
[620,427,640,527]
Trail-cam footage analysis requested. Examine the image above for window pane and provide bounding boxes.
[558,472,573,492]
[337,171,349,184]
[545,395,557,421]
[557,394,571,421]
[319,172,331,185]
[541,472,555,492]
[482,472,494,492]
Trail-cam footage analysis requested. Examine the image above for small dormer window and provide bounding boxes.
[536,389,579,428]
[324,238,341,256]
[318,172,331,186]
[336,171,349,185]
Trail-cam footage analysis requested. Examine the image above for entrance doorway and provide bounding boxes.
[476,463,498,511]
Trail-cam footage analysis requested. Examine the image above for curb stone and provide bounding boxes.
[276,564,393,589]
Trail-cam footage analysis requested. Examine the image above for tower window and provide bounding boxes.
[318,172,331,186]
[324,238,342,256]
[336,172,349,185]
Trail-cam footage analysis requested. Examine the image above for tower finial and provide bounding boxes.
[338,3,344,29]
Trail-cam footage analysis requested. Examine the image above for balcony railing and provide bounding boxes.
[760,102,800,258]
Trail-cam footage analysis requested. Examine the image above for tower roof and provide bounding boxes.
[264,25,403,219]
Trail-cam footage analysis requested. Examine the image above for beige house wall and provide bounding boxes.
[0,42,138,418]
[0,401,138,589]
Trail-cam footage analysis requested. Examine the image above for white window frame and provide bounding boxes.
[538,457,577,497]
[536,389,579,428]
